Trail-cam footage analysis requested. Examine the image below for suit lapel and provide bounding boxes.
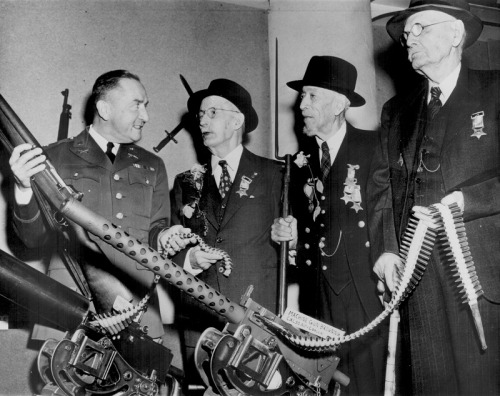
[400,84,427,173]
[200,165,221,230]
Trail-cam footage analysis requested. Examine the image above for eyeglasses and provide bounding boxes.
[400,20,454,46]
[197,107,241,120]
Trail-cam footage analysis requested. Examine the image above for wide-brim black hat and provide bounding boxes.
[287,56,365,107]
[187,78,258,133]
[386,0,483,49]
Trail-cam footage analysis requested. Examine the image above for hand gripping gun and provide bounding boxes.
[0,92,349,395]
[0,249,178,396]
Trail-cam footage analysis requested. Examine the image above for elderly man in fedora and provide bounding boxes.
[151,78,282,391]
[272,56,387,395]
[368,0,500,394]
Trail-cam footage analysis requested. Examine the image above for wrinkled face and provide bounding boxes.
[299,86,344,139]
[403,11,458,75]
[105,78,149,143]
[198,96,242,152]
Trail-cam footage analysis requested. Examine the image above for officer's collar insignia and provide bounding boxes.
[341,164,362,213]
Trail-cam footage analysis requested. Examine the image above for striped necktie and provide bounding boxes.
[320,141,331,182]
[428,86,442,120]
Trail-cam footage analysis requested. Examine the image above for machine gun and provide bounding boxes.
[0,249,178,396]
[0,92,348,395]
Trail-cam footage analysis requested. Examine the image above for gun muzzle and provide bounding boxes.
[0,249,90,330]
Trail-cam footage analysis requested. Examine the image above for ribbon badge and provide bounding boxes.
[237,173,257,197]
[470,111,486,140]
[341,164,362,213]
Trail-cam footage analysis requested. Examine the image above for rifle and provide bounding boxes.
[57,89,72,141]
[153,75,193,153]
[0,248,178,396]
[274,39,292,316]
[0,92,348,395]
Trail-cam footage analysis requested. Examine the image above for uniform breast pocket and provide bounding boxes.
[61,166,102,209]
[127,168,154,223]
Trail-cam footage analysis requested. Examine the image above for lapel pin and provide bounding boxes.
[470,111,486,140]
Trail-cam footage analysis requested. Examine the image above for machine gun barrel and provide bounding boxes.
[0,92,246,325]
[0,249,90,330]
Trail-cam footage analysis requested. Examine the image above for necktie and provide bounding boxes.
[106,142,115,163]
[218,160,232,199]
[428,86,442,120]
[320,141,331,182]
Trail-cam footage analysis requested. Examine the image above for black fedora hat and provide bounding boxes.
[187,78,258,133]
[287,56,365,107]
[386,0,483,49]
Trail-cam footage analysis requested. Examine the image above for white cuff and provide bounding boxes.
[183,248,203,276]
[15,184,33,205]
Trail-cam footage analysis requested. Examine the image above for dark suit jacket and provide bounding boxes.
[163,147,282,334]
[368,67,500,303]
[292,124,382,323]
[13,129,170,337]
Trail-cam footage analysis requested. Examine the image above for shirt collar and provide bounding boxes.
[211,144,244,174]
[428,63,461,106]
[315,122,347,160]
[89,125,119,155]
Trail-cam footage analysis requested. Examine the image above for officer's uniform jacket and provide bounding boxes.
[13,128,170,337]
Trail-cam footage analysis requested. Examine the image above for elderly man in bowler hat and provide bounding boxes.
[368,0,500,394]
[272,56,387,395]
[151,78,282,392]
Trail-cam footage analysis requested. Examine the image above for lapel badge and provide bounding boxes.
[133,163,141,168]
[236,172,257,197]
[470,111,486,139]
[236,175,252,197]
[128,153,139,160]
[341,164,363,213]
[397,153,404,167]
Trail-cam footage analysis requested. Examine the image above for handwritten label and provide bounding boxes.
[282,308,345,339]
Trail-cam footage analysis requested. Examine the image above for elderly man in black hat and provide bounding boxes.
[272,56,387,395]
[368,0,500,394]
[151,79,282,391]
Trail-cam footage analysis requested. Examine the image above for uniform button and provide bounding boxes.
[304,243,310,249]
[216,237,223,243]
[319,242,325,248]
[320,237,326,241]
[358,221,365,228]
[74,172,79,177]
[321,196,326,201]
[322,265,327,270]
[365,241,370,248]
[116,193,123,199]
[116,212,124,220]
[221,204,226,209]
[415,177,422,183]
[321,209,325,214]
[306,260,312,266]
[305,227,310,233]
[114,174,120,181]
[320,224,325,228]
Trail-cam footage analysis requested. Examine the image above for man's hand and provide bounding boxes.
[9,143,46,190]
[158,225,197,256]
[271,215,298,249]
[373,252,402,303]
[189,246,223,271]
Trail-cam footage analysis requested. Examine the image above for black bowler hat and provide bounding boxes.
[188,78,258,133]
[386,0,483,49]
[287,56,365,107]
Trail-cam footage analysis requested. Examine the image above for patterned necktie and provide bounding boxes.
[320,141,331,182]
[218,160,232,199]
[428,86,442,120]
[106,142,115,163]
